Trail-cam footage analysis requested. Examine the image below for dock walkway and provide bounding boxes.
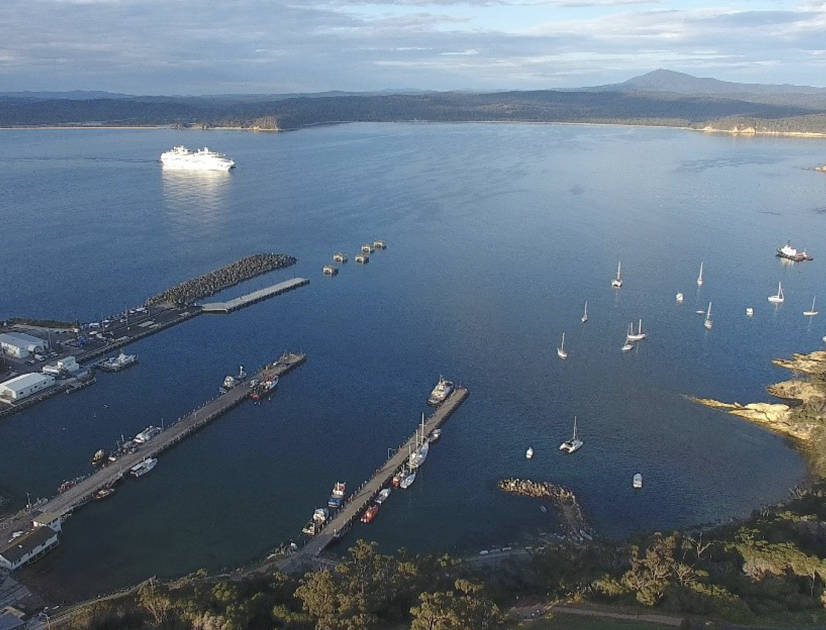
[298,386,469,559]
[0,353,306,534]
[200,278,309,313]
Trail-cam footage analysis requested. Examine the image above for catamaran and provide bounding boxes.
[704,301,713,330]
[557,331,568,360]
[581,301,588,324]
[611,261,623,288]
[804,297,819,317]
[768,281,785,304]
[559,416,583,454]
[626,319,647,342]
[696,261,704,287]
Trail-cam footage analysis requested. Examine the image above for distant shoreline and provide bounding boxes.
[2,119,825,139]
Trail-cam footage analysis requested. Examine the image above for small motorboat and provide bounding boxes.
[633,473,643,489]
[525,446,534,460]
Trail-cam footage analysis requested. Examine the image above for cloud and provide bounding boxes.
[0,0,825,92]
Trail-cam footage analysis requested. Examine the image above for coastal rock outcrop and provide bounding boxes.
[498,478,592,538]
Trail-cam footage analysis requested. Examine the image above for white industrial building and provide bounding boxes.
[0,373,55,401]
[0,526,60,571]
[0,332,48,359]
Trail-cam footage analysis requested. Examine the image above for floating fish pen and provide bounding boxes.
[361,244,374,254]
[322,265,338,276]
[372,240,386,250]
[333,252,348,263]
[355,254,369,264]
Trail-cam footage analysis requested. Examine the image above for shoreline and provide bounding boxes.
[2,119,824,139]
[692,349,826,475]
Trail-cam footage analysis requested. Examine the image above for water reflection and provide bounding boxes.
[160,170,232,234]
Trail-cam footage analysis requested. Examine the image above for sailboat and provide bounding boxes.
[621,324,634,352]
[581,300,588,324]
[408,413,429,469]
[768,281,785,304]
[557,331,568,360]
[626,319,647,342]
[611,261,623,288]
[697,261,704,287]
[804,296,819,317]
[559,416,583,454]
[704,301,713,330]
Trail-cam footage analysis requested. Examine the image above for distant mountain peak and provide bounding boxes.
[616,69,825,96]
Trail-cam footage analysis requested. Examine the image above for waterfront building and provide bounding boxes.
[0,332,48,359]
[0,527,60,571]
[0,373,55,401]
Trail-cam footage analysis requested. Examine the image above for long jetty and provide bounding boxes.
[1,353,306,533]
[200,278,309,313]
[297,386,469,559]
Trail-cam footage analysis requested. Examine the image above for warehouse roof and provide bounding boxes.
[0,526,58,565]
[0,332,47,347]
[0,373,54,391]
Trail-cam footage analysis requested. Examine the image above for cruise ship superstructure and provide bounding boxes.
[160,146,235,172]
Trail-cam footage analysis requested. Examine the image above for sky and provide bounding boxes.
[1,0,825,94]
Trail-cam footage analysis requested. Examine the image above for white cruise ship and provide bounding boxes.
[160,146,235,172]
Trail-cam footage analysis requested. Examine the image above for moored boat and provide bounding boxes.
[427,376,454,406]
[559,416,583,454]
[611,261,623,288]
[361,504,379,523]
[250,376,279,401]
[375,488,391,504]
[400,470,417,488]
[633,473,643,489]
[94,486,116,500]
[328,482,346,509]
[130,457,158,478]
[99,352,137,372]
[777,242,813,262]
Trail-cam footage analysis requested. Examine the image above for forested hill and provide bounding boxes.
[4,74,826,133]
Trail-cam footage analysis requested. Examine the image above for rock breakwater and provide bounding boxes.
[498,478,592,538]
[146,253,296,306]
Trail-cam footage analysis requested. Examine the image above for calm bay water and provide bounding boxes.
[1,123,825,599]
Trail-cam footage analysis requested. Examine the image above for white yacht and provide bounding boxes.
[400,470,417,488]
[130,457,157,477]
[581,301,588,324]
[746,307,754,317]
[768,281,785,304]
[525,446,534,460]
[160,146,235,171]
[675,292,684,303]
[557,331,568,360]
[804,297,819,317]
[134,426,162,444]
[696,261,704,287]
[626,319,647,342]
[633,473,643,489]
[375,488,391,504]
[611,261,623,288]
[704,302,713,330]
[621,323,634,352]
[408,414,429,469]
[559,416,583,454]
[99,352,137,372]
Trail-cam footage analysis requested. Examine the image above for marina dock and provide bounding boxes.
[200,278,309,313]
[0,353,306,535]
[296,386,469,559]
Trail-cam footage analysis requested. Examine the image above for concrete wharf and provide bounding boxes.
[298,386,469,559]
[0,353,306,534]
[200,278,309,313]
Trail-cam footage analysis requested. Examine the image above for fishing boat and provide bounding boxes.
[361,504,379,523]
[611,261,623,288]
[696,261,704,287]
[768,281,785,304]
[375,488,391,504]
[525,446,534,460]
[313,508,329,523]
[675,292,684,303]
[94,486,116,500]
[427,376,454,406]
[302,519,320,536]
[559,416,583,454]
[557,331,568,360]
[746,307,754,317]
[581,301,588,324]
[392,469,406,488]
[777,242,813,262]
[429,428,442,443]
[328,482,346,509]
[633,473,643,489]
[400,470,417,488]
[704,302,713,330]
[250,376,278,401]
[626,319,647,342]
[130,457,157,478]
[804,297,819,317]
[91,449,108,467]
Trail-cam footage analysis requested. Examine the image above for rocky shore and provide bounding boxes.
[692,350,826,473]
[145,253,296,306]
[498,478,592,538]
